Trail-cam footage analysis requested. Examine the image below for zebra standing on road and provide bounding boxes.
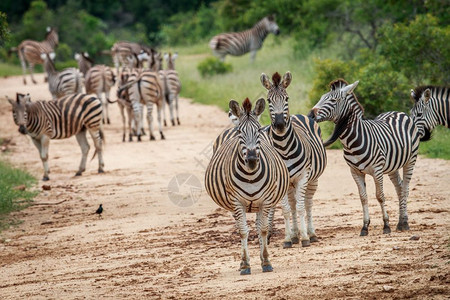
[41,53,84,100]
[12,27,59,85]
[261,72,327,248]
[74,52,94,76]
[205,98,289,275]
[308,79,421,236]
[209,15,280,62]
[410,86,449,140]
[159,52,181,126]
[111,41,156,76]
[116,67,135,142]
[7,93,104,181]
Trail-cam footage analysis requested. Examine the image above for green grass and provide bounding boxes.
[418,127,450,159]
[0,61,23,77]
[0,159,38,231]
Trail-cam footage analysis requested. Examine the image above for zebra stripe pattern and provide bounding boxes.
[111,41,157,76]
[41,53,84,100]
[261,72,327,248]
[410,86,449,141]
[7,93,104,181]
[85,64,116,124]
[116,67,135,142]
[159,52,181,126]
[309,79,421,235]
[209,15,280,62]
[16,27,59,85]
[205,98,289,275]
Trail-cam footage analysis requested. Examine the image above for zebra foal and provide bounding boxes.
[209,15,280,62]
[308,79,421,235]
[205,98,289,275]
[7,93,104,181]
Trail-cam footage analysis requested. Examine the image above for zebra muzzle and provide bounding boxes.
[18,125,28,135]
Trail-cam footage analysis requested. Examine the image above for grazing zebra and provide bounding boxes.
[7,93,104,181]
[111,41,156,76]
[118,69,165,141]
[41,53,84,100]
[261,72,327,248]
[159,52,181,126]
[205,98,289,275]
[85,64,116,124]
[12,27,59,85]
[410,86,449,141]
[308,79,421,236]
[209,15,280,62]
[74,52,94,76]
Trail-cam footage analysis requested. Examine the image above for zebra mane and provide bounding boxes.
[243,98,252,115]
[411,85,436,102]
[272,72,281,86]
[329,78,365,115]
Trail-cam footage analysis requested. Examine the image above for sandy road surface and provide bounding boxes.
[0,74,449,299]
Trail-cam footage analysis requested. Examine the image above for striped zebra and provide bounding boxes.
[7,93,104,181]
[85,64,116,124]
[261,72,327,248]
[410,86,449,141]
[74,52,94,76]
[41,53,84,100]
[205,98,289,275]
[116,67,135,142]
[159,52,181,126]
[118,69,165,141]
[12,27,59,85]
[111,41,156,76]
[209,15,280,62]
[308,79,421,236]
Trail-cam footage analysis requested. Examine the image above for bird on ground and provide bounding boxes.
[95,204,103,217]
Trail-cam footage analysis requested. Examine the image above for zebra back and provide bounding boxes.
[18,27,58,64]
[85,65,115,95]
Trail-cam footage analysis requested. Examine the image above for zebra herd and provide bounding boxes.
[8,28,182,180]
[205,71,449,275]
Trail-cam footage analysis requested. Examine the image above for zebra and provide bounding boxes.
[84,64,116,124]
[7,93,104,181]
[308,79,421,236]
[118,69,165,141]
[11,27,59,85]
[209,15,280,62]
[111,41,156,76]
[205,97,289,275]
[260,72,327,248]
[116,67,135,142]
[41,53,84,100]
[410,86,449,141]
[159,52,181,126]
[74,52,94,76]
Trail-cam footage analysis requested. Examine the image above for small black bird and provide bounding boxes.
[95,204,103,217]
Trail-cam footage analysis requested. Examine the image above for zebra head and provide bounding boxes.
[7,93,31,135]
[265,15,280,35]
[261,71,291,134]
[229,97,266,171]
[309,79,359,123]
[410,87,432,141]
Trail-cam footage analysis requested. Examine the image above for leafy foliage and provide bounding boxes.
[197,57,232,78]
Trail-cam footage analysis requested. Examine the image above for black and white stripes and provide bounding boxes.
[209,15,280,62]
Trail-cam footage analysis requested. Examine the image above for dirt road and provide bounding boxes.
[0,74,449,299]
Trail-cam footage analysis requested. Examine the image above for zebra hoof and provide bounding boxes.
[177,119,180,125]
[23,79,27,85]
[310,236,319,243]
[262,265,273,273]
[171,120,175,126]
[396,222,410,231]
[283,241,292,249]
[164,120,167,127]
[240,268,251,275]
[129,135,133,142]
[138,135,142,142]
[150,135,155,141]
[75,171,82,176]
[360,228,369,236]
[160,133,165,140]
[301,240,311,247]
[107,118,110,124]
[98,169,104,174]
[383,225,391,234]
[42,176,50,181]
[291,236,299,244]
[122,135,126,142]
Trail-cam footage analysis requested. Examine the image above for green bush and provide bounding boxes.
[197,57,233,78]
[55,59,78,70]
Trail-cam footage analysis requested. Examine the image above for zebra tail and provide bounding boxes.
[90,127,105,161]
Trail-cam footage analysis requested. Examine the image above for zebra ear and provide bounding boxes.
[229,100,241,119]
[341,80,359,95]
[253,98,266,117]
[423,89,431,103]
[46,26,51,32]
[84,52,89,57]
[6,95,14,105]
[260,73,272,90]
[40,53,47,60]
[410,89,416,101]
[282,72,292,89]
[173,52,178,60]
[49,52,56,60]
[74,53,80,61]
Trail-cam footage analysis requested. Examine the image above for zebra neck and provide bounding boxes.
[44,60,57,75]
[252,21,269,42]
[270,120,299,156]
[26,102,48,135]
[45,33,57,48]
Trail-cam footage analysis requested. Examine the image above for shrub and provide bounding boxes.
[197,57,232,78]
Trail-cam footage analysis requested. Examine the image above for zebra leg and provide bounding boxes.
[29,63,37,84]
[31,136,50,181]
[288,188,299,244]
[140,103,146,136]
[88,128,105,174]
[397,160,416,231]
[75,130,90,176]
[295,173,310,247]
[388,171,403,200]
[267,207,275,245]
[250,50,257,63]
[305,180,319,243]
[132,101,143,141]
[169,93,175,126]
[127,107,133,142]
[372,171,391,234]
[256,205,273,273]
[20,57,27,85]
[350,168,370,236]
[232,203,250,275]
[104,91,111,124]
[146,103,156,140]
[99,93,106,125]
[157,103,165,139]
[281,194,293,248]
[118,104,126,142]
[175,94,180,125]
[162,95,167,127]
